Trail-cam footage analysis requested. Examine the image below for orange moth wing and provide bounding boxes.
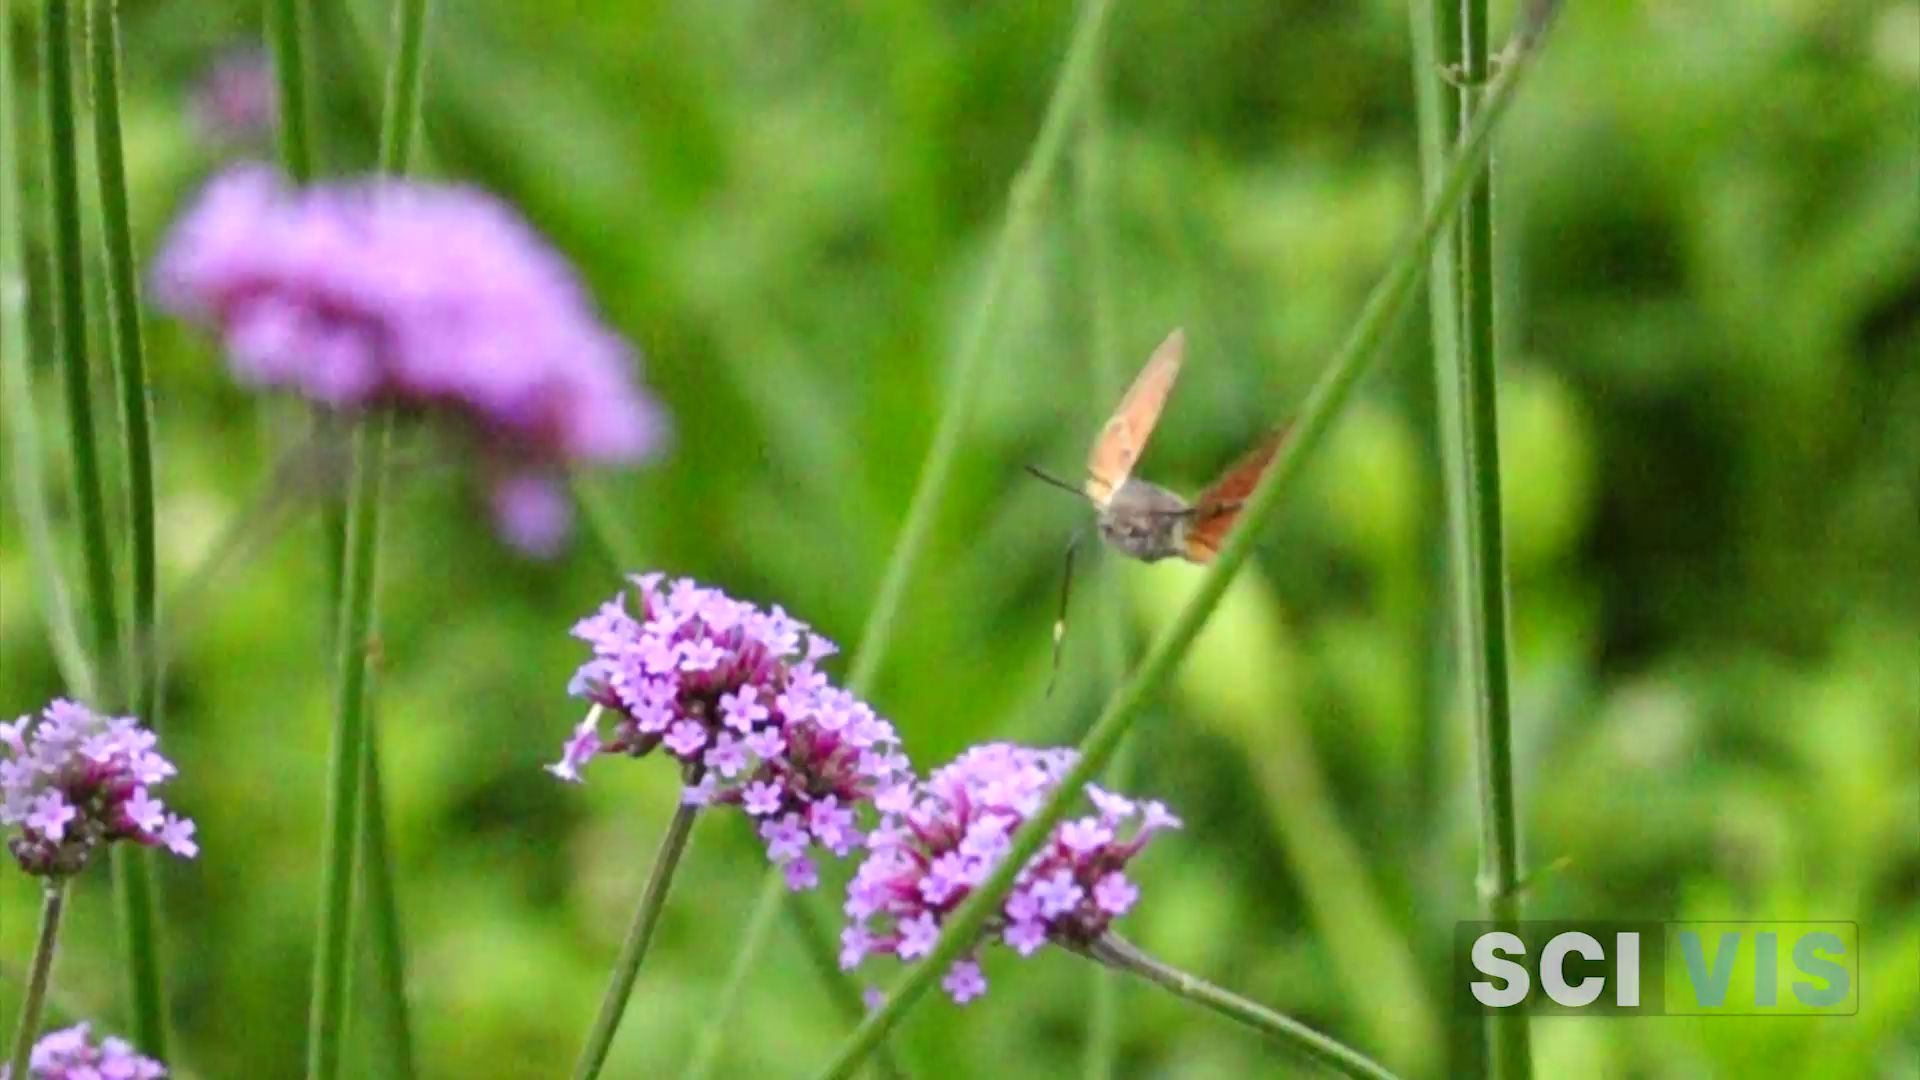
[1182,429,1287,563]
[1084,329,1186,507]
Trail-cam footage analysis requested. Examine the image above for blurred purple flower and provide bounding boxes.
[0,700,197,878]
[553,574,912,891]
[840,742,1179,1003]
[191,47,275,146]
[151,166,669,555]
[2,1022,167,1080]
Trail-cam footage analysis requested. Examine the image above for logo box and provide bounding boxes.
[1452,921,1858,1016]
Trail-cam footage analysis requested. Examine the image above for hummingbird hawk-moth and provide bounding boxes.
[1027,328,1285,686]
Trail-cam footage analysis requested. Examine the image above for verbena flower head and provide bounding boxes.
[1,700,198,878]
[840,742,1180,1003]
[552,574,911,890]
[151,166,668,555]
[2,1022,167,1080]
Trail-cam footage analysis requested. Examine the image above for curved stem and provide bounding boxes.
[570,798,701,1080]
[575,475,642,572]
[679,872,783,1080]
[87,0,169,1056]
[1072,17,1131,1078]
[844,0,1118,695]
[809,7,1563,1076]
[780,890,904,1080]
[1085,936,1399,1080]
[686,4,1120,1072]
[7,882,70,1079]
[355,732,417,1080]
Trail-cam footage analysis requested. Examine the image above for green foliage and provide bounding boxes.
[2,1,1915,1077]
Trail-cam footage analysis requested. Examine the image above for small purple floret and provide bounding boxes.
[550,575,911,891]
[1,701,197,878]
[840,742,1178,1003]
[4,1021,167,1079]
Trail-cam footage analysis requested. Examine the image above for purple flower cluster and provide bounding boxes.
[552,575,911,891]
[152,166,668,555]
[0,701,197,877]
[2,1023,166,1080]
[839,743,1180,1003]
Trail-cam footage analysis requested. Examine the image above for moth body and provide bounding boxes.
[1096,478,1191,563]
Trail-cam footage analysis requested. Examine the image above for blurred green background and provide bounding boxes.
[3,0,1917,1077]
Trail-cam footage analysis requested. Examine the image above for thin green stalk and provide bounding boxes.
[575,475,643,572]
[355,733,417,1080]
[1086,937,1399,1080]
[0,0,93,700]
[570,798,700,1080]
[267,0,344,677]
[1448,1,1532,1077]
[375,0,430,174]
[679,872,784,1080]
[1408,0,1461,837]
[780,889,903,1080]
[811,8,1562,1075]
[571,486,885,1073]
[307,418,389,1080]
[86,0,169,1056]
[41,0,120,695]
[267,0,317,182]
[687,3,1119,1071]
[844,0,1118,694]
[1410,1,1486,1075]
[108,850,165,1054]
[6,883,70,1078]
[343,6,432,1078]
[87,0,156,723]
[1074,25,1131,1080]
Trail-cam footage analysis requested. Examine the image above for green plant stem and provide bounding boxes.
[342,6,432,1079]
[41,0,120,697]
[844,0,1117,695]
[307,418,389,1080]
[810,7,1561,1075]
[1073,24,1130,1080]
[0,0,93,700]
[1410,1,1487,1075]
[570,797,701,1080]
[1085,936,1399,1080]
[1448,1,1533,1077]
[575,475,642,572]
[6,883,70,1078]
[87,0,156,723]
[86,0,170,1056]
[679,872,784,1080]
[375,0,431,173]
[267,0,316,182]
[780,889,903,1080]
[684,4,1119,1072]
[108,849,165,1051]
[355,732,417,1080]
[1408,0,1462,840]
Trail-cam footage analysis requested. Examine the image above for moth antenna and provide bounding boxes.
[1023,464,1091,502]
